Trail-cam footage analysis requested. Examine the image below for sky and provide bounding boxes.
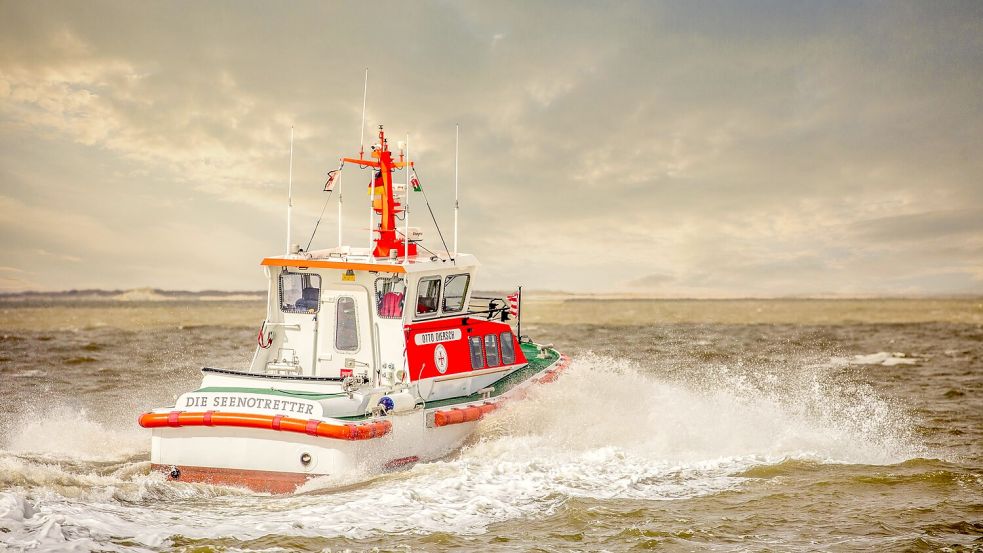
[0,1,981,296]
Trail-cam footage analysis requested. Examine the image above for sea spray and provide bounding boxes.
[0,343,949,551]
[4,406,146,463]
[491,353,924,466]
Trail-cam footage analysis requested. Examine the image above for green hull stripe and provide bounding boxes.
[195,343,560,421]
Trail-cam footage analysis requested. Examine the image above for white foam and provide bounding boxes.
[842,351,921,366]
[0,353,925,550]
[3,406,146,462]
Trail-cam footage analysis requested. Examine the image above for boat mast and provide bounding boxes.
[342,126,416,258]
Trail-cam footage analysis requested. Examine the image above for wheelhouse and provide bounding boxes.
[248,249,522,401]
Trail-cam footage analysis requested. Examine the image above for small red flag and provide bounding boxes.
[507,292,520,318]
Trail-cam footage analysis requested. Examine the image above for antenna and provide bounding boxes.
[359,68,368,158]
[338,164,344,248]
[340,69,367,250]
[286,125,294,255]
[453,124,459,259]
[368,169,374,253]
[404,133,410,262]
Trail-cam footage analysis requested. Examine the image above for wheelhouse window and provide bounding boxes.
[484,334,500,366]
[469,335,485,369]
[415,277,441,317]
[335,297,359,351]
[280,273,321,314]
[375,276,406,319]
[442,274,470,313]
[500,331,515,365]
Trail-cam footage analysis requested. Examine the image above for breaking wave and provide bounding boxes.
[0,354,926,551]
[4,406,147,462]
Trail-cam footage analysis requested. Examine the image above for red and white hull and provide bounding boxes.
[144,351,569,493]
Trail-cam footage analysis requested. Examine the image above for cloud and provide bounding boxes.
[35,249,82,263]
[628,273,676,289]
[850,209,983,243]
[0,1,980,295]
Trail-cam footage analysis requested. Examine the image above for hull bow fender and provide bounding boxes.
[537,354,571,384]
[138,411,392,440]
[431,353,572,427]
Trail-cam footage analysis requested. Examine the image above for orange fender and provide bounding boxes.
[432,352,571,429]
[433,402,497,427]
[138,411,391,441]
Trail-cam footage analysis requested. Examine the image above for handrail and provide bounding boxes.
[409,306,509,324]
[202,367,345,382]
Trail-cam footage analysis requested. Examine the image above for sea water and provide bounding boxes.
[0,298,980,551]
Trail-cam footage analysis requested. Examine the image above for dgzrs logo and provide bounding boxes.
[434,344,449,374]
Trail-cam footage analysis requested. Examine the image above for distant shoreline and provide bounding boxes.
[0,293,979,329]
[0,288,980,303]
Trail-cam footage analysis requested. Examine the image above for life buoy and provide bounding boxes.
[257,321,274,349]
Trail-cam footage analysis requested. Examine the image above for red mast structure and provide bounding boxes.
[342,126,418,258]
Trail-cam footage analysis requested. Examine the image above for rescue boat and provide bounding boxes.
[138,121,568,494]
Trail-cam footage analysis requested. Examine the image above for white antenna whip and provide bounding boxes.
[286,125,294,255]
[368,169,375,252]
[359,68,368,157]
[338,172,344,248]
[453,124,459,260]
[404,133,410,262]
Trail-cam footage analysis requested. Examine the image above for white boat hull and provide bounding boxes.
[150,409,476,493]
[144,347,569,493]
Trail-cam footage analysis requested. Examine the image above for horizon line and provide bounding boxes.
[1,287,980,301]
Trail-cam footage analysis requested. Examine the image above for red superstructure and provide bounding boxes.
[342,126,418,258]
[405,316,527,382]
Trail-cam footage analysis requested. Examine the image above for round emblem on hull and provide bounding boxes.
[434,344,449,374]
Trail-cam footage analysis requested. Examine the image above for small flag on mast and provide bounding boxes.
[368,170,385,195]
[324,162,344,192]
[507,291,520,318]
[324,170,339,192]
[410,169,422,192]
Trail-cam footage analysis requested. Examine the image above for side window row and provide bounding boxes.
[469,331,516,369]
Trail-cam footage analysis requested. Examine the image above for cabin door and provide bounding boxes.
[276,271,320,376]
[316,287,375,380]
[279,311,318,376]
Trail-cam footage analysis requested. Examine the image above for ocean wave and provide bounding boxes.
[0,353,930,551]
[3,406,147,463]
